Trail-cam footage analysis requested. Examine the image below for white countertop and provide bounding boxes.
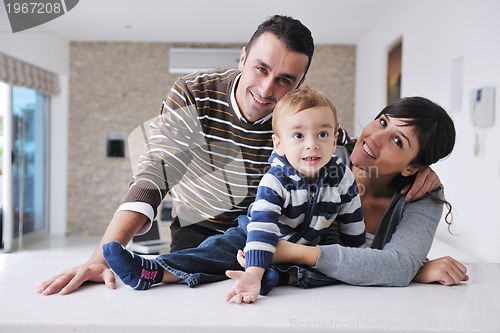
[1,236,499,333]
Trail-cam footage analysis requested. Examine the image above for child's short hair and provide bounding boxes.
[272,87,338,134]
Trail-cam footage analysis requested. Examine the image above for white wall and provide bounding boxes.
[0,29,70,236]
[355,0,500,262]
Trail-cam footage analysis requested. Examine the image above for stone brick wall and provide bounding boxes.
[308,44,356,133]
[67,42,355,235]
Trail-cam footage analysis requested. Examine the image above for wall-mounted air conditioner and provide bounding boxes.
[169,48,242,74]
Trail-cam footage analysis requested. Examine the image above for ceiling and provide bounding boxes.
[0,0,413,44]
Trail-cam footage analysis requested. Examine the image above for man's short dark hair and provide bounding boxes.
[246,15,314,75]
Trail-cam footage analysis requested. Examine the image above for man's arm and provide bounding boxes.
[37,210,148,295]
[38,77,201,296]
[401,166,442,202]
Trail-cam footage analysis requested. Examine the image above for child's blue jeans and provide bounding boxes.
[155,227,246,287]
[155,226,339,288]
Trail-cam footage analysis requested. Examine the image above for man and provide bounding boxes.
[38,14,315,295]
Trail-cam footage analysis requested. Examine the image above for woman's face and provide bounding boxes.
[350,114,421,177]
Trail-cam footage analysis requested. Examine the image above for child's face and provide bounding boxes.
[272,106,338,179]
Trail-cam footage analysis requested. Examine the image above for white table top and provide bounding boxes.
[1,237,499,333]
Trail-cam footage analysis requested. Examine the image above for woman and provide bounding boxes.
[231,96,468,294]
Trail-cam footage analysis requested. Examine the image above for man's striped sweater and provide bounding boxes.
[120,69,274,231]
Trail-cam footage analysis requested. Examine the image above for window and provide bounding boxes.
[1,83,49,251]
[0,52,58,251]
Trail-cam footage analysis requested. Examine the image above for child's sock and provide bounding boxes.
[103,241,164,290]
[260,267,289,295]
[260,267,279,295]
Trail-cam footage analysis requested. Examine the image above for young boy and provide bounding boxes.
[102,87,365,303]
[225,87,365,303]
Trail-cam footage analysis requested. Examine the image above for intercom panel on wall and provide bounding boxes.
[470,86,495,127]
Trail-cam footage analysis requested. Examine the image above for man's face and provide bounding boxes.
[235,33,309,123]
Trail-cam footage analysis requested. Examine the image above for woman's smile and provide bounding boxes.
[362,142,376,159]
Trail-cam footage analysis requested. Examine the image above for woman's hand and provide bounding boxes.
[413,256,469,285]
[236,249,246,267]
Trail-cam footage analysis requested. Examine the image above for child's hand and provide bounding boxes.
[225,269,262,303]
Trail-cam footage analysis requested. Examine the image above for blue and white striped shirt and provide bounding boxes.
[240,152,366,269]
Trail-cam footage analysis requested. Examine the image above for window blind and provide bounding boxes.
[0,52,60,95]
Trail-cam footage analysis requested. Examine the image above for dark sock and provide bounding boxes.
[259,267,280,295]
[103,241,164,290]
[260,267,291,295]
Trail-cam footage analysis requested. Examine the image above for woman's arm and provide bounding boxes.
[270,242,469,286]
[274,191,449,287]
[315,193,442,286]
[272,240,320,267]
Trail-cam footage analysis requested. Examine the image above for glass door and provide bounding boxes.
[0,81,9,250]
[1,83,49,251]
